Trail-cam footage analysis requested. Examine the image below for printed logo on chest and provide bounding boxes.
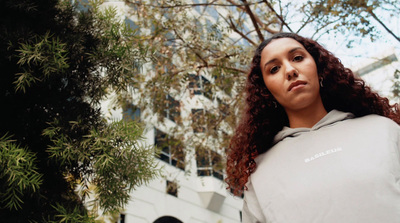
[304,147,343,163]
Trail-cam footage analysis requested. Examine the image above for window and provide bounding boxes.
[191,109,206,133]
[162,95,180,123]
[166,180,178,197]
[214,73,234,96]
[196,148,224,180]
[217,98,229,118]
[118,213,125,223]
[122,104,141,121]
[188,74,212,99]
[154,128,185,170]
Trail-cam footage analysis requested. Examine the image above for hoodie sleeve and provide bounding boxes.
[242,178,266,223]
[397,126,400,158]
[242,199,261,223]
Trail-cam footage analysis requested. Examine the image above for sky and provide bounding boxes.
[320,25,400,70]
[312,5,399,70]
[278,0,400,69]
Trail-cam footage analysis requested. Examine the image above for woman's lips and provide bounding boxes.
[288,80,307,91]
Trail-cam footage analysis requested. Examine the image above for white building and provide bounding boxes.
[117,80,243,223]
[99,1,246,222]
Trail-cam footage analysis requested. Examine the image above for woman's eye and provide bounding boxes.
[293,55,303,62]
[270,66,280,74]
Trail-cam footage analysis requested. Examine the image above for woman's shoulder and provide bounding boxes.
[356,114,398,124]
[351,114,400,132]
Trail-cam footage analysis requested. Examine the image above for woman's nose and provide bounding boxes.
[286,64,298,80]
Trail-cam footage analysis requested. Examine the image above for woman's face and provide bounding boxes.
[260,38,323,113]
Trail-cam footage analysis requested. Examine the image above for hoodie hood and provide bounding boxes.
[273,110,354,144]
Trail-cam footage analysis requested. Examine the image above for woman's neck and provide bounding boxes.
[285,104,328,129]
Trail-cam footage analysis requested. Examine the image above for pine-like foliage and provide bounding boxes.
[0,0,158,221]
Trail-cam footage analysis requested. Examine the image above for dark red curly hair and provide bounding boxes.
[225,32,400,196]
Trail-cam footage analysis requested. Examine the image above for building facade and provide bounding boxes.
[99,1,249,222]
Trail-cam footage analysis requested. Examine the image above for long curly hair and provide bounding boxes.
[225,32,400,196]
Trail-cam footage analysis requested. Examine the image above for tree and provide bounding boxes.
[119,0,399,190]
[120,0,258,175]
[0,0,158,221]
[306,0,400,43]
[114,0,269,163]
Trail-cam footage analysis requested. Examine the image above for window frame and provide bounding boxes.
[188,74,212,99]
[154,128,185,170]
[191,108,206,133]
[122,103,141,121]
[166,180,178,197]
[162,94,180,123]
[196,148,224,180]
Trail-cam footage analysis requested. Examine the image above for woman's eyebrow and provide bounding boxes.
[263,47,304,71]
[289,47,303,54]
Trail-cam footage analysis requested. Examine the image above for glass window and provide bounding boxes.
[214,73,234,96]
[154,128,185,170]
[122,104,141,121]
[202,76,212,99]
[118,213,125,223]
[195,148,224,180]
[188,74,212,99]
[189,74,202,95]
[166,180,178,197]
[162,95,180,123]
[217,98,229,118]
[191,109,206,133]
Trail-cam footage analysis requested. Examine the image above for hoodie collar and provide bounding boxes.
[273,110,354,144]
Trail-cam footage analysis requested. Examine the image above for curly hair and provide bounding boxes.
[225,32,400,196]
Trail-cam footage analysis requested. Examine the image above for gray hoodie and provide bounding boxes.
[243,110,400,223]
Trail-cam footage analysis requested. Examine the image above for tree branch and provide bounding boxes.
[173,29,209,66]
[240,0,264,41]
[226,0,278,34]
[310,18,342,40]
[227,16,258,46]
[295,15,313,33]
[125,0,261,9]
[225,0,246,10]
[261,0,293,32]
[368,10,400,43]
[197,64,247,74]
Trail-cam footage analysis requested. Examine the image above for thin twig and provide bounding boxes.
[261,0,293,32]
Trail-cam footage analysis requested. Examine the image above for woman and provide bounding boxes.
[225,32,400,223]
